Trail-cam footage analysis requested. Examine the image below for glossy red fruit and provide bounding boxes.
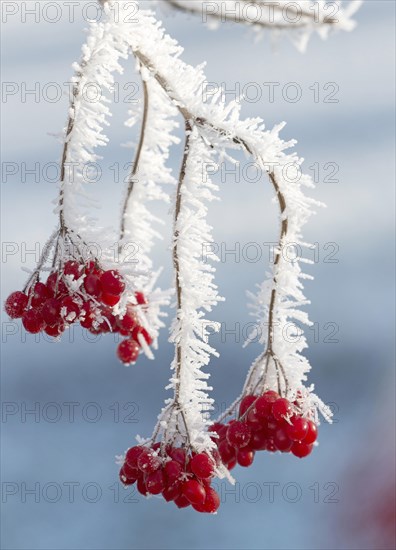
[137,449,161,474]
[146,470,165,495]
[201,487,220,513]
[250,430,268,451]
[123,461,140,480]
[137,477,148,496]
[190,453,214,479]
[164,460,182,486]
[125,446,144,469]
[182,480,206,505]
[239,395,257,418]
[30,283,49,308]
[304,420,318,444]
[79,302,95,329]
[266,439,277,452]
[291,441,313,458]
[84,274,102,297]
[119,310,138,335]
[119,466,136,486]
[44,323,65,338]
[237,449,255,467]
[162,482,182,502]
[60,296,80,324]
[135,291,147,305]
[226,421,251,449]
[46,272,67,297]
[246,406,261,426]
[272,398,292,421]
[254,391,280,420]
[22,309,45,333]
[287,417,309,442]
[84,261,102,277]
[227,457,237,471]
[174,495,190,509]
[100,293,120,307]
[63,260,81,279]
[168,447,187,466]
[274,427,293,452]
[218,440,236,464]
[208,423,226,440]
[100,270,125,295]
[132,326,153,346]
[5,291,28,318]
[41,298,61,327]
[117,339,140,365]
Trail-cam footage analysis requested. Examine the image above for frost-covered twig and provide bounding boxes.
[165,0,362,51]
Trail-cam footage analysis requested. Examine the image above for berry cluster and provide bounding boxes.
[211,391,318,469]
[119,445,220,514]
[4,261,152,366]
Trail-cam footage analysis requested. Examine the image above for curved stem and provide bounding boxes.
[166,0,338,28]
[119,68,150,248]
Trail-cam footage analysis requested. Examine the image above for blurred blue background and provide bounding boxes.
[1,1,395,549]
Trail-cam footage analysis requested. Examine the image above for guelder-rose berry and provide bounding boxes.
[239,395,257,417]
[100,270,125,296]
[125,446,144,469]
[41,298,62,327]
[44,323,65,338]
[226,421,251,448]
[135,291,147,305]
[22,309,44,334]
[174,494,190,509]
[117,339,140,365]
[5,291,28,318]
[201,487,220,514]
[190,453,214,479]
[164,460,182,485]
[100,293,120,307]
[272,398,292,421]
[304,420,318,444]
[291,441,313,458]
[274,427,293,452]
[46,272,67,297]
[146,470,165,495]
[132,326,153,346]
[61,296,80,324]
[137,449,161,474]
[287,417,309,442]
[237,449,255,467]
[182,480,206,505]
[30,283,49,308]
[84,274,102,297]
[63,260,81,279]
[254,391,280,419]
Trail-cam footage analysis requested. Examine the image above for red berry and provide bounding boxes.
[119,310,138,335]
[100,270,125,295]
[30,283,50,308]
[41,298,62,327]
[137,449,161,474]
[63,260,82,279]
[135,291,147,305]
[119,466,136,486]
[272,398,292,421]
[146,470,165,495]
[60,296,80,324]
[304,420,318,444]
[22,309,45,333]
[226,421,251,449]
[254,391,280,420]
[274,427,293,452]
[84,274,102,297]
[79,301,95,329]
[174,494,190,509]
[201,486,220,513]
[246,407,261,426]
[227,457,237,471]
[164,460,182,486]
[162,482,182,502]
[123,461,140,480]
[237,449,255,467]
[100,293,120,307]
[46,272,67,297]
[239,395,257,418]
[250,430,268,451]
[208,423,226,440]
[218,440,236,463]
[132,326,153,347]
[182,480,206,505]
[137,477,148,496]
[125,446,144,469]
[168,447,187,466]
[44,323,65,338]
[5,291,28,318]
[291,441,313,458]
[266,439,277,452]
[287,417,309,442]
[117,339,140,365]
[190,453,214,479]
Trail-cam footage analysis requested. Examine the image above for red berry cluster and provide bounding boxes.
[4,261,152,366]
[211,391,318,469]
[119,445,220,514]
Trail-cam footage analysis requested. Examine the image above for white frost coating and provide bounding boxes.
[58,1,133,230]
[124,6,331,422]
[161,0,362,53]
[167,127,222,450]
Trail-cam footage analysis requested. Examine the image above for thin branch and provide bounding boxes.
[119,66,150,247]
[166,0,338,29]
